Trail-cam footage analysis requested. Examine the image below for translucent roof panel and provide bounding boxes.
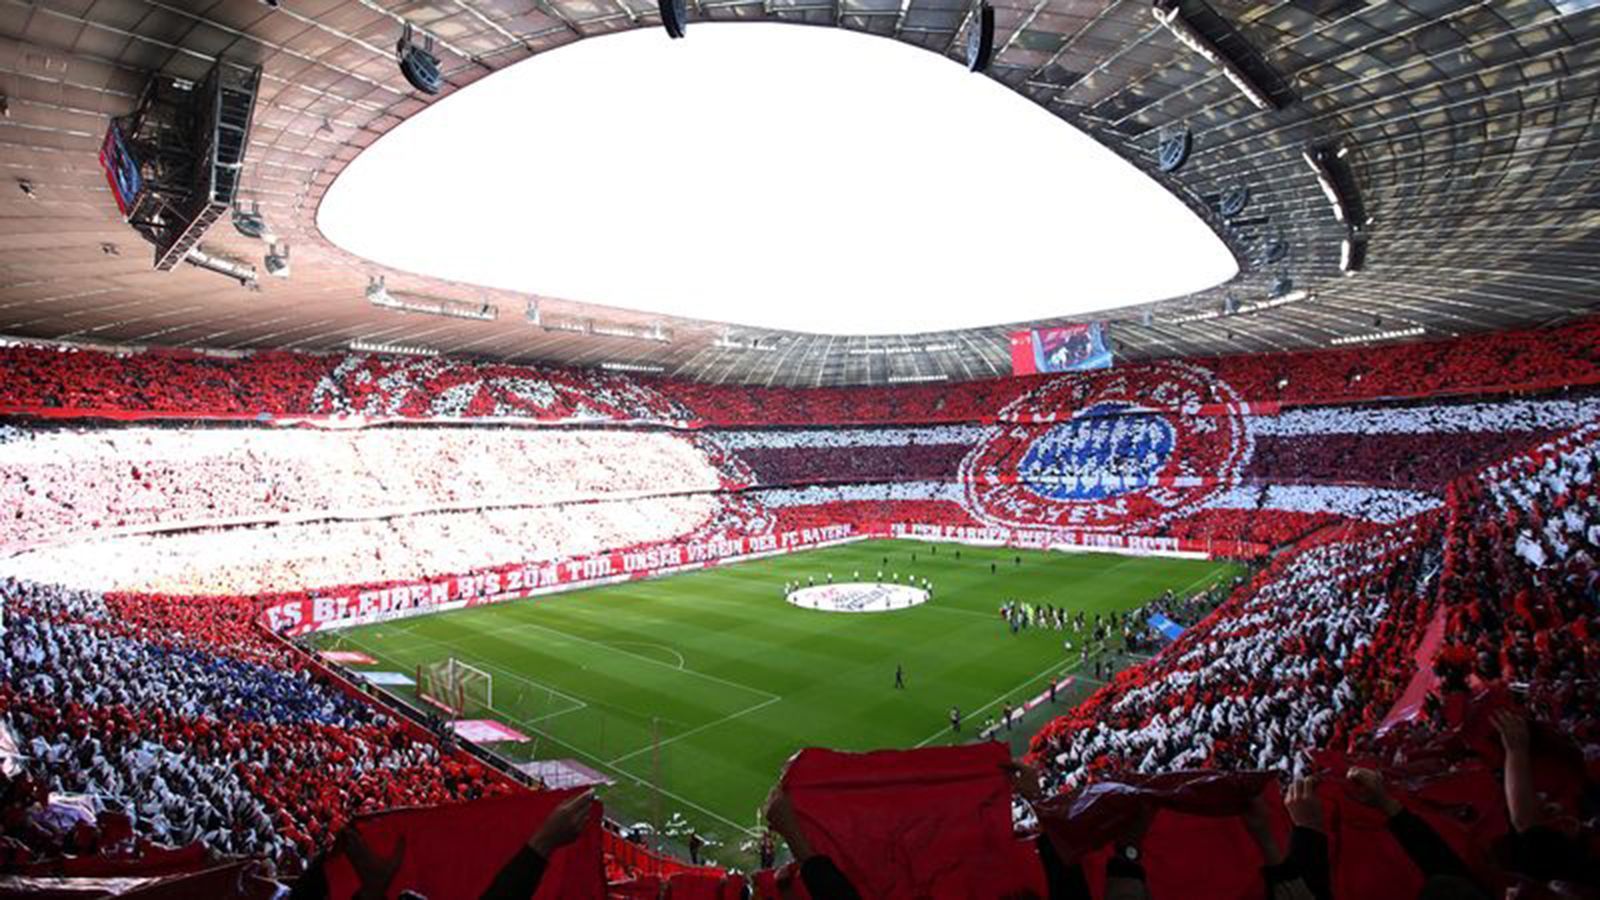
[317,23,1238,336]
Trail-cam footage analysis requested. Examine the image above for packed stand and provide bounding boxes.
[0,318,1596,428]
[665,317,1600,426]
[309,354,695,422]
[0,579,509,874]
[1,494,741,596]
[1421,419,1600,761]
[0,347,332,417]
[1029,514,1443,787]
[0,423,728,548]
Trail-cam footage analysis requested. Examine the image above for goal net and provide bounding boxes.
[416,658,493,717]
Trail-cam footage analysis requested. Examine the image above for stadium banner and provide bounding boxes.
[1146,612,1186,641]
[1009,322,1113,375]
[887,522,1263,559]
[262,524,857,635]
[98,123,142,218]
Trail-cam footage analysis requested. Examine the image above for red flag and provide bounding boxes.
[779,742,1044,898]
[1037,770,1280,900]
[1036,770,1276,862]
[607,875,663,898]
[663,871,727,899]
[1312,755,1508,899]
[323,788,605,900]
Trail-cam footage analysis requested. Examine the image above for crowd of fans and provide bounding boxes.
[2,495,743,596]
[1420,422,1600,760]
[1,317,1597,427]
[3,326,1600,895]
[308,354,696,422]
[0,579,510,874]
[1,424,727,549]
[1030,515,1442,785]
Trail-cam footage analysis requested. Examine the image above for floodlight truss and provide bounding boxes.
[349,339,438,356]
[1302,146,1366,229]
[1330,326,1426,346]
[184,248,257,289]
[541,317,671,343]
[366,277,497,321]
[1151,1,1279,112]
[1168,289,1310,324]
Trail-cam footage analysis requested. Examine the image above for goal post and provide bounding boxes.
[416,657,493,717]
[454,659,493,715]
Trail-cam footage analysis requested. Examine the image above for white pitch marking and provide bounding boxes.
[605,695,782,767]
[911,655,1071,749]
[605,640,686,670]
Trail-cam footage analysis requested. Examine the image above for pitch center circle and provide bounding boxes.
[787,582,928,614]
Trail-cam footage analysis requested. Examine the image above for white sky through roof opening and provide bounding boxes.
[319,23,1237,336]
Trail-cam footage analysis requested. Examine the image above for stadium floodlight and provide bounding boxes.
[348,339,438,357]
[599,361,666,373]
[1151,0,1279,111]
[591,322,673,343]
[849,342,964,356]
[397,23,444,95]
[1155,125,1193,173]
[885,374,949,383]
[1236,290,1309,315]
[1330,325,1426,346]
[1218,184,1250,218]
[1303,145,1365,228]
[232,201,269,240]
[1303,149,1345,223]
[658,0,688,39]
[1260,235,1289,265]
[1340,233,1367,274]
[264,241,290,278]
[1169,287,1309,323]
[1169,303,1225,324]
[367,275,498,321]
[966,2,996,73]
[184,247,257,289]
[366,275,391,305]
[714,332,781,352]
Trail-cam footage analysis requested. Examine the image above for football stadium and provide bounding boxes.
[1,1,1599,898]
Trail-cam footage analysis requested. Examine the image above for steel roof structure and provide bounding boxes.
[1,0,1597,385]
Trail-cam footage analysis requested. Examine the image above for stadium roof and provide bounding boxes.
[1,0,1597,385]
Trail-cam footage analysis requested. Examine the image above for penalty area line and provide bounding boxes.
[911,656,1074,749]
[604,695,782,767]
[503,617,780,703]
[336,632,765,837]
[338,632,591,721]
[470,702,761,838]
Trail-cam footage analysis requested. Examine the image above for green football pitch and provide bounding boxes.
[316,539,1239,864]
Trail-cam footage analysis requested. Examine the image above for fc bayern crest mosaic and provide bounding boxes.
[959,362,1253,533]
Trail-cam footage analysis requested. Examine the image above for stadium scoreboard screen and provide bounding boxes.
[1009,323,1113,375]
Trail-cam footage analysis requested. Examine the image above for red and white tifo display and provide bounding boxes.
[786,581,929,613]
[3,314,1600,896]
